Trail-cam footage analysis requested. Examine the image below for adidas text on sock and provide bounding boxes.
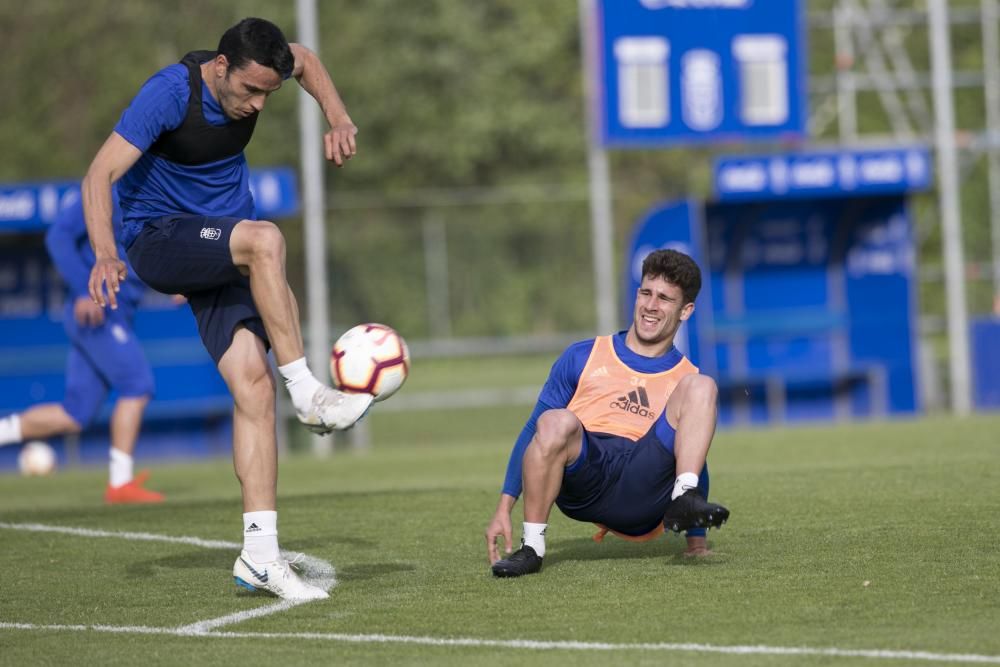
[243,511,279,563]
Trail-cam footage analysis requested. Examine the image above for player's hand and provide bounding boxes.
[485,510,513,565]
[323,121,357,167]
[73,296,105,327]
[170,294,188,306]
[89,257,127,310]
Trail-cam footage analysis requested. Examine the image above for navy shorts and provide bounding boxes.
[62,308,155,426]
[126,214,269,364]
[555,426,677,537]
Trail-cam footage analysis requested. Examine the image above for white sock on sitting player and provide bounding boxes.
[0,414,22,446]
[671,472,700,501]
[109,447,134,487]
[522,522,547,558]
[278,357,324,414]
[243,510,280,563]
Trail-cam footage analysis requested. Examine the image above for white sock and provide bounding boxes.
[0,414,22,446]
[278,357,323,413]
[672,472,700,501]
[243,511,279,563]
[109,448,134,487]
[522,522,547,558]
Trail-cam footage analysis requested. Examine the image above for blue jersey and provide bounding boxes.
[113,62,255,248]
[44,189,143,316]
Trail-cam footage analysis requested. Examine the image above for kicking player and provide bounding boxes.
[0,189,162,504]
[83,18,371,600]
[485,249,730,577]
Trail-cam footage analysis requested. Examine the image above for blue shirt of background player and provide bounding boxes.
[502,331,710,536]
[45,188,144,316]
[113,61,256,248]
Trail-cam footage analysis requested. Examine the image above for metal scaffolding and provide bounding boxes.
[807,0,1000,415]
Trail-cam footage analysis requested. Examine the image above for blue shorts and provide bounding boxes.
[556,426,678,537]
[62,308,155,427]
[126,214,269,364]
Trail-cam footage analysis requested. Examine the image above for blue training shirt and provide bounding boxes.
[113,61,255,248]
[44,188,144,316]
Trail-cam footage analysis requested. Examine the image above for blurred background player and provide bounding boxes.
[0,188,162,504]
[83,18,370,600]
[486,249,729,577]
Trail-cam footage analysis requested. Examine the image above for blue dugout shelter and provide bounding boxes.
[627,147,931,425]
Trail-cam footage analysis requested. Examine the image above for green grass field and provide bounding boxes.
[2,413,999,666]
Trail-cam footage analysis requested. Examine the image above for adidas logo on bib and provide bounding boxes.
[609,387,655,419]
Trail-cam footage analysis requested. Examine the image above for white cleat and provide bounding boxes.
[296,386,373,434]
[233,550,330,601]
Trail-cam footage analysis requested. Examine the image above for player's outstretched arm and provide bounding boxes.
[485,493,518,565]
[289,42,357,167]
[82,132,142,309]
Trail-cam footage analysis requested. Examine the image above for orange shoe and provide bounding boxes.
[104,475,165,504]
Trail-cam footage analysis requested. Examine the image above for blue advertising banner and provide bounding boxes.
[0,167,300,233]
[0,180,78,232]
[595,0,806,146]
[714,147,932,201]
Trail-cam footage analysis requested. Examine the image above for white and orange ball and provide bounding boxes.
[330,323,410,402]
[18,440,56,477]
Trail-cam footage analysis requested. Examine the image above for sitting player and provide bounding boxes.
[0,188,162,503]
[485,249,729,577]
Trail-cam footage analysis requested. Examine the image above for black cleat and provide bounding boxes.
[662,488,730,533]
[491,544,543,578]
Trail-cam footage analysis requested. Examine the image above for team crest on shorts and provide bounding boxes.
[111,324,129,344]
[199,227,222,241]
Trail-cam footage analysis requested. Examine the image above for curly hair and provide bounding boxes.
[641,249,702,305]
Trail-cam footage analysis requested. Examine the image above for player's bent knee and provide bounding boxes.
[534,409,582,453]
[233,220,285,266]
[56,404,86,433]
[249,221,285,261]
[678,373,718,404]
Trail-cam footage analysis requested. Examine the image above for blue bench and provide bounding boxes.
[707,309,888,424]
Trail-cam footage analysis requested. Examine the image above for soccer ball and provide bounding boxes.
[330,323,410,402]
[18,441,56,477]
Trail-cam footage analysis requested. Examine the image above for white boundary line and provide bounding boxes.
[0,521,336,631]
[1,622,999,663]
[2,522,999,663]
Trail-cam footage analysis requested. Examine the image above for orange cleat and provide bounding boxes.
[104,474,165,504]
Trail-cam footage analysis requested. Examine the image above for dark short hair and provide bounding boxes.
[217,18,294,79]
[641,249,702,305]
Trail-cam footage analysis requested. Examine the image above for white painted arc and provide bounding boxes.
[0,521,337,630]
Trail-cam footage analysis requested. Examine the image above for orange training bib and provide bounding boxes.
[566,336,698,440]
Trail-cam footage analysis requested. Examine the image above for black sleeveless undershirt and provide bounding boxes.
[148,50,258,166]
